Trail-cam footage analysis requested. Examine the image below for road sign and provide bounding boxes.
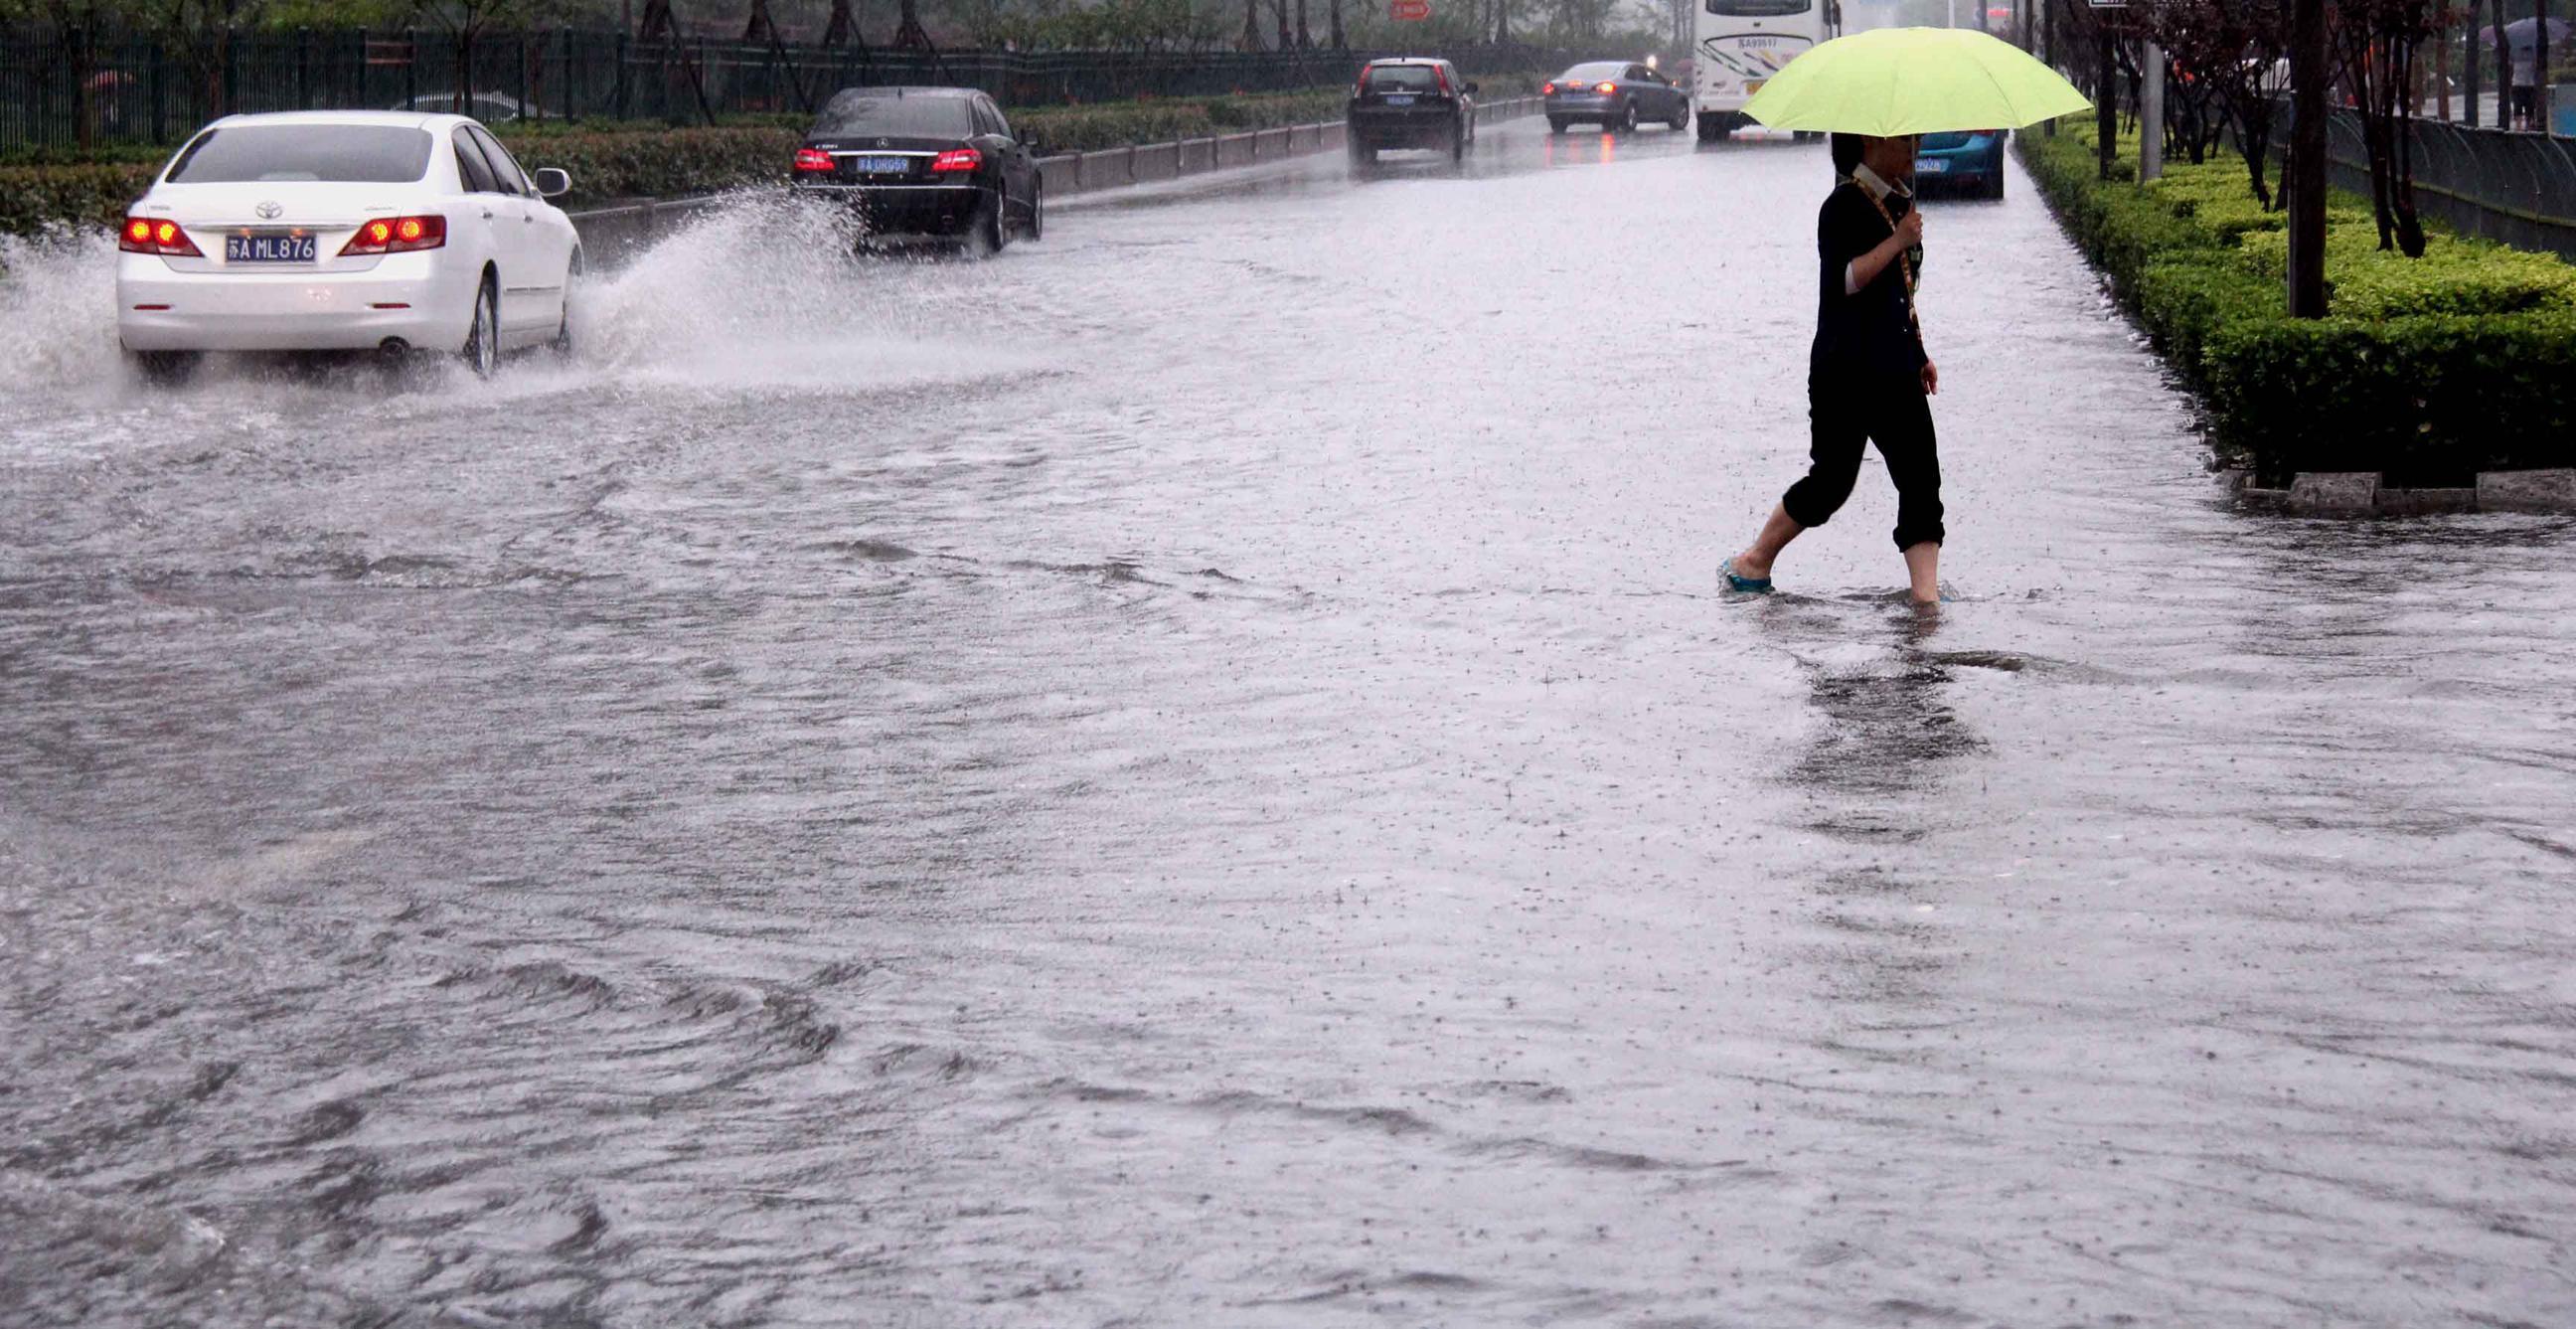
[1389,0,1429,19]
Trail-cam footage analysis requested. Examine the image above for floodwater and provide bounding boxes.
[3,123,2572,1327]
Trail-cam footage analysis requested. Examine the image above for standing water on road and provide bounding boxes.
[3,125,2572,1326]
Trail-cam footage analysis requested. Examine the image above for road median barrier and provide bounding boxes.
[1037,96,1539,198]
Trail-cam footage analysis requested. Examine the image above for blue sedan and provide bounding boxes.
[1916,128,2007,200]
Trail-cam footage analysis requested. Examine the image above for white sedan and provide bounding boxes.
[116,110,581,378]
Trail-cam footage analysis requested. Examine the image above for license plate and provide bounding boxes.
[226,234,316,263]
[853,155,909,174]
[1917,158,1949,173]
[1384,94,1416,106]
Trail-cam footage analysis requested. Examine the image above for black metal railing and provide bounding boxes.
[2276,97,2576,261]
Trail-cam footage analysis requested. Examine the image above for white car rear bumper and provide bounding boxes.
[115,251,475,353]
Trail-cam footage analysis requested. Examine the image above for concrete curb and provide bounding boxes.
[564,196,732,266]
[1036,95,1543,198]
[2228,467,2576,515]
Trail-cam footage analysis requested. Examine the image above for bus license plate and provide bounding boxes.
[227,234,317,263]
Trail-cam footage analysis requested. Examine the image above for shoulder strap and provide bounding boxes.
[1852,184,1926,351]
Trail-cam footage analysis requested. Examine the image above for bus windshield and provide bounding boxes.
[1705,0,1810,15]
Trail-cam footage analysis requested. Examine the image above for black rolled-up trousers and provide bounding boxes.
[1781,369,1945,550]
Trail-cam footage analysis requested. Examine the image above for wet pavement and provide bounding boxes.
[3,122,2573,1327]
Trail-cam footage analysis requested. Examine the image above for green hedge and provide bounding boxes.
[0,85,1454,238]
[2020,123,2576,482]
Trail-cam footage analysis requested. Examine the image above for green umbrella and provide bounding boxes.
[1740,27,2092,137]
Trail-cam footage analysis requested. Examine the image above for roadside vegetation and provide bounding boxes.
[2021,120,2576,485]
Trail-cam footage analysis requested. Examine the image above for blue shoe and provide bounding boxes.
[1721,559,1773,594]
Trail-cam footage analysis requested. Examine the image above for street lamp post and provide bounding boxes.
[2141,39,2163,181]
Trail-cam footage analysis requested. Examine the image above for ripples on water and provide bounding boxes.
[4,134,2574,1327]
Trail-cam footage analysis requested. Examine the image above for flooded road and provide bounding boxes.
[4,122,2573,1326]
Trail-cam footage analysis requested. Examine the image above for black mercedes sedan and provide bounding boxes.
[791,85,1044,252]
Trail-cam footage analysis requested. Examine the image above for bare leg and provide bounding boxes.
[1731,504,1806,580]
[1902,541,1940,604]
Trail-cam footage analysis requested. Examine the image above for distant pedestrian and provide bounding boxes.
[1724,132,1943,604]
[2511,47,2539,129]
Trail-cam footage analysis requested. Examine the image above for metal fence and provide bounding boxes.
[0,31,1573,154]
[2282,99,2576,261]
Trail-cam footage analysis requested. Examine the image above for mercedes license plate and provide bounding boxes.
[853,155,909,174]
[227,234,317,263]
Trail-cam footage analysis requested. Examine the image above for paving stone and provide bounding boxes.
[2476,468,2576,514]
[2288,472,2380,515]
[2378,488,2479,516]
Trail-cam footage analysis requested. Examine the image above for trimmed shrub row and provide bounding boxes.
[0,86,1423,238]
[2020,122,2576,483]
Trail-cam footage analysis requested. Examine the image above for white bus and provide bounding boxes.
[1693,0,1843,141]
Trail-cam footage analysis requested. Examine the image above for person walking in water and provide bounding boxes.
[1724,132,1943,605]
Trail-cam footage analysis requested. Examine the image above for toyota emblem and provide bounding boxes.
[254,201,282,220]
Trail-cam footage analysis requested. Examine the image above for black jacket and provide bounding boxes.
[1810,181,1929,381]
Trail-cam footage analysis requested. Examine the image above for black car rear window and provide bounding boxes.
[166,124,434,183]
[1365,66,1441,92]
[810,94,977,138]
[1560,63,1625,81]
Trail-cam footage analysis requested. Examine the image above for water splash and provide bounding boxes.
[0,194,1045,453]
[0,228,131,410]
[565,189,1045,395]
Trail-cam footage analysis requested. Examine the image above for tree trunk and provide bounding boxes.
[1329,0,1345,49]
[821,0,855,48]
[2288,0,2328,316]
[893,0,929,51]
[1243,0,1261,51]
[2435,17,2450,121]
[1295,0,1310,48]
[64,25,97,154]
[2394,36,2426,255]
